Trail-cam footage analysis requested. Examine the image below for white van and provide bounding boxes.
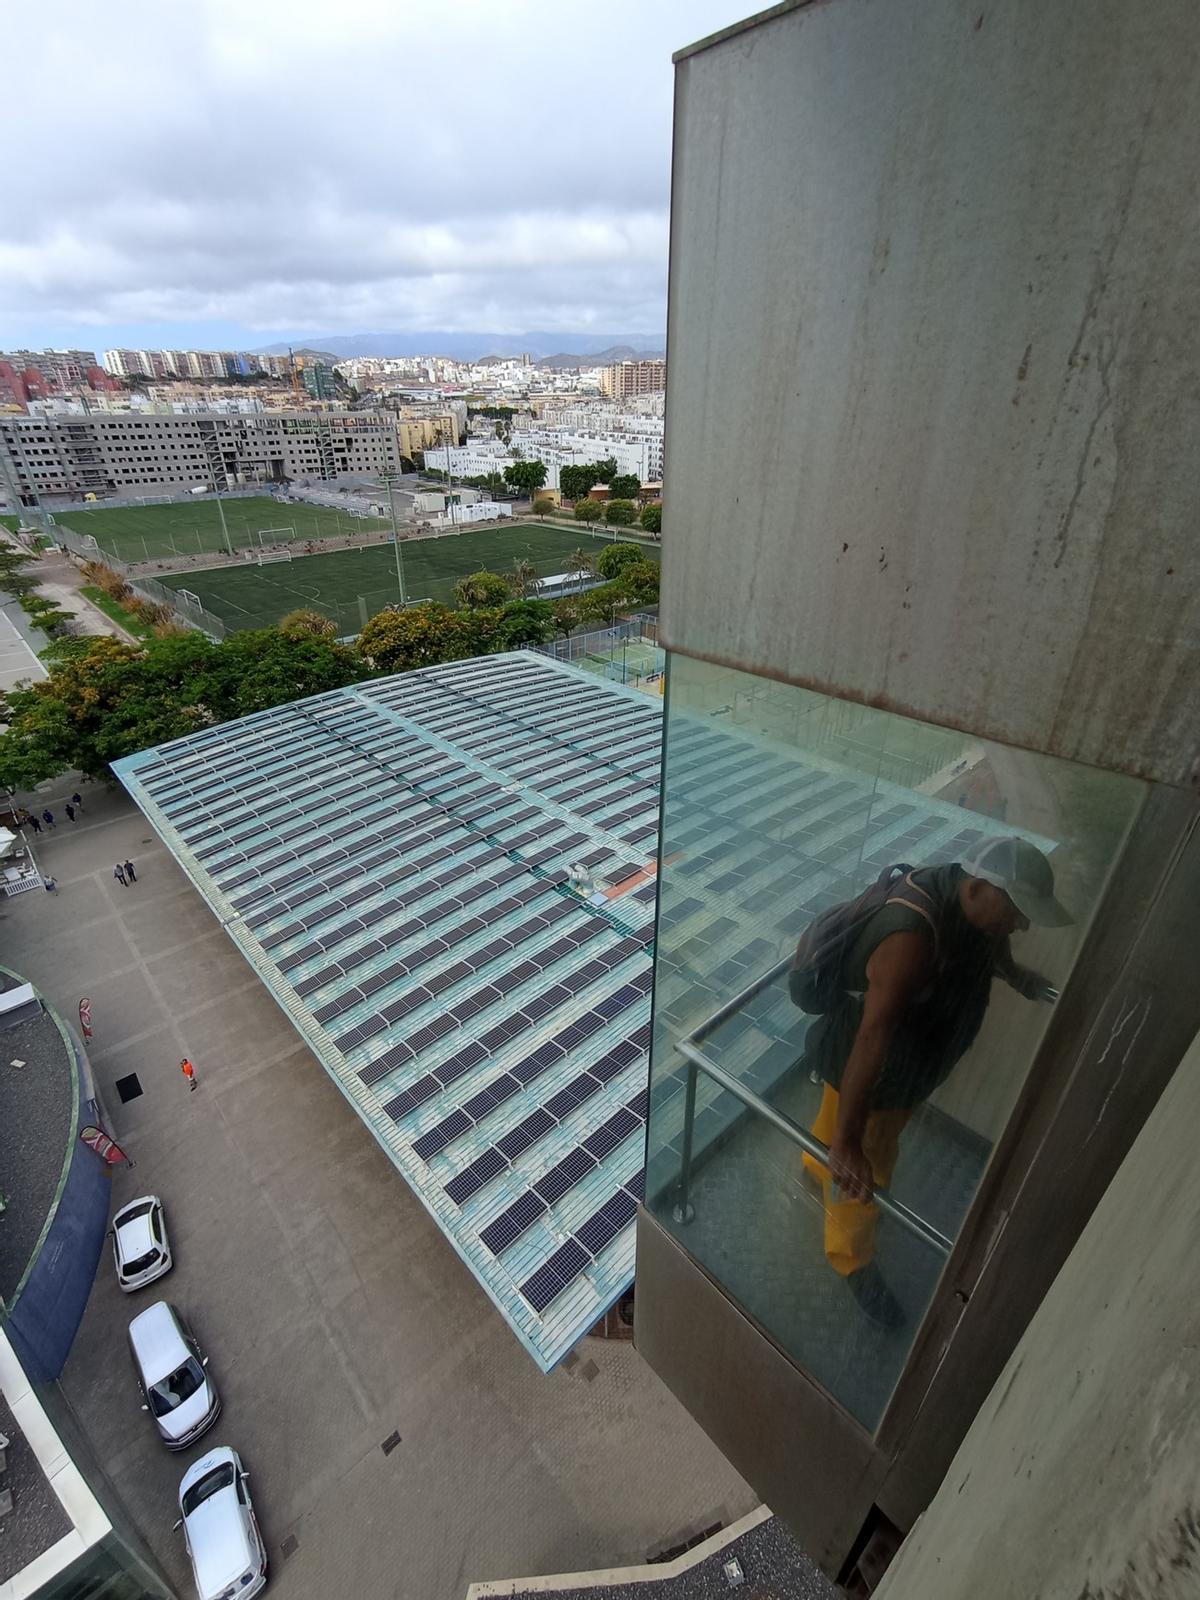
[128,1301,221,1450]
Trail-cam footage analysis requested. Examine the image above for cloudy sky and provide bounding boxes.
[3,0,750,352]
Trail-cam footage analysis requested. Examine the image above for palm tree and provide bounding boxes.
[510,559,538,597]
[569,548,595,594]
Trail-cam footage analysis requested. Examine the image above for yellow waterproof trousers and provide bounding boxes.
[802,1084,912,1276]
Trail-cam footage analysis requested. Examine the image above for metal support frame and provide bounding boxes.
[672,1037,953,1259]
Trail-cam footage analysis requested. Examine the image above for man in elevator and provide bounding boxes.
[798,836,1070,1329]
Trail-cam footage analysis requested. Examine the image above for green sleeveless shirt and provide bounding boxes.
[803,863,1000,1110]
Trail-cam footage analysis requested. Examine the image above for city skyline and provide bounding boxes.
[2,0,746,352]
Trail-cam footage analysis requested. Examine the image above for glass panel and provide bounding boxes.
[647,654,1146,1432]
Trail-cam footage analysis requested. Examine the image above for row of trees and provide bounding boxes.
[0,546,660,790]
[573,498,661,534]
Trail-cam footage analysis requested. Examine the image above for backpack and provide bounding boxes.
[788,864,939,1014]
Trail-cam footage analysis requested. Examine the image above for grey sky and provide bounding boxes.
[3,0,749,349]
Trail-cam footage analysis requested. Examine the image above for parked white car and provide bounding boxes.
[128,1301,221,1450]
[111,1195,173,1292]
[176,1447,268,1600]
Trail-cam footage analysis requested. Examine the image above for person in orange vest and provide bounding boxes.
[180,1057,197,1092]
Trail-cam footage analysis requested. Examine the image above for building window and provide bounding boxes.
[645,654,1145,1431]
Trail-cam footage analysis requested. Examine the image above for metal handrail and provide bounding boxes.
[670,1023,954,1260]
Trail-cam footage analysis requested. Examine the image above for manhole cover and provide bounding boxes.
[115,1073,143,1103]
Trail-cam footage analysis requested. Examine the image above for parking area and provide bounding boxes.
[2,782,755,1599]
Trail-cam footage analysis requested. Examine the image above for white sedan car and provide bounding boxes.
[111,1195,173,1292]
[176,1446,268,1600]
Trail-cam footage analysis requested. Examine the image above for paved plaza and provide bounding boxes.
[1,780,755,1599]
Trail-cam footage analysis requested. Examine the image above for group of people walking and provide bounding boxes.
[19,791,84,833]
[15,789,141,895]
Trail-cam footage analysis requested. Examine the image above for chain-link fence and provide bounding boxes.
[40,516,230,641]
[126,574,228,640]
[538,616,664,687]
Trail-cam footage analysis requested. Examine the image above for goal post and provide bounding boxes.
[256,525,296,549]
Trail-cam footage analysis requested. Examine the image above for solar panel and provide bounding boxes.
[480,1191,548,1255]
[533,1147,596,1205]
[411,1106,473,1162]
[574,1189,638,1257]
[518,1240,590,1313]
[445,1147,508,1207]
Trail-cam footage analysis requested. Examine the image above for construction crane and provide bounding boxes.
[288,347,303,403]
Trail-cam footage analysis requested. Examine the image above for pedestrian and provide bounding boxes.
[41,808,55,829]
[65,803,76,823]
[42,875,57,893]
[123,858,137,883]
[26,813,42,835]
[113,863,127,887]
[180,1057,197,1092]
[793,837,1069,1331]
[71,791,84,811]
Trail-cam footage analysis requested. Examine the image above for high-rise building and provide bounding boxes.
[600,359,666,399]
[302,361,338,400]
[633,3,1200,1594]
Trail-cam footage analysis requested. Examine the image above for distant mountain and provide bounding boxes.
[254,330,665,362]
[536,344,664,369]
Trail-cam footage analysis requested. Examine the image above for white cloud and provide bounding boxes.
[2,0,747,344]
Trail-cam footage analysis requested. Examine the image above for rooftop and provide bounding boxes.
[114,653,660,1371]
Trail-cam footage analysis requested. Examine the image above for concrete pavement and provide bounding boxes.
[0,780,755,1599]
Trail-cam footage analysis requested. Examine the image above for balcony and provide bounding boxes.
[637,654,1149,1557]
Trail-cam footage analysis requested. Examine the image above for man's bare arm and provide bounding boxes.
[993,937,1058,1003]
[829,930,932,1202]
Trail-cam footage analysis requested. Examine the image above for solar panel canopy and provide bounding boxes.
[116,652,660,1370]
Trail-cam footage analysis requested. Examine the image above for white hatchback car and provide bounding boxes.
[111,1195,173,1292]
[176,1446,268,1600]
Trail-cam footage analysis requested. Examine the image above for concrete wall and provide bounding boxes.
[664,0,1200,786]
[876,1025,1200,1598]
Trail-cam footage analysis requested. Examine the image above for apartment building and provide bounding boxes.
[0,410,402,501]
[599,358,666,398]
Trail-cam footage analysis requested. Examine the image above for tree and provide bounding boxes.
[531,495,555,521]
[454,570,511,609]
[558,458,618,501]
[640,502,662,535]
[357,603,476,673]
[489,599,555,651]
[573,499,603,523]
[0,628,364,787]
[552,600,582,639]
[619,560,661,606]
[596,541,644,579]
[604,499,638,527]
[509,559,539,597]
[0,546,39,596]
[503,459,548,496]
[568,549,595,591]
[608,473,641,500]
[279,608,336,638]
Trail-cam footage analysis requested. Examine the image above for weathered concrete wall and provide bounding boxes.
[664,0,1200,786]
[876,1026,1200,1599]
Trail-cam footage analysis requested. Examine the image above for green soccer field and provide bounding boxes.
[52,494,393,560]
[158,523,658,634]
